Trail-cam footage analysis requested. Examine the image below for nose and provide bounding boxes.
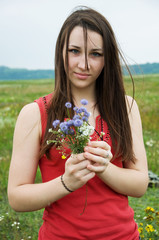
[78,54,90,70]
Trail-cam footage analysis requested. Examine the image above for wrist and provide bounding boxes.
[61,175,74,193]
[96,161,110,177]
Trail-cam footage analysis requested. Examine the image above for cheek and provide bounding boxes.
[92,57,104,70]
[99,59,104,71]
[68,56,77,70]
[95,62,104,75]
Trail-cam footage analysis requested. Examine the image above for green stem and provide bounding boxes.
[67,108,71,119]
[80,183,88,215]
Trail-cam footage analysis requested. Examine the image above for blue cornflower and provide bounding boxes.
[73,115,81,120]
[73,107,79,113]
[80,99,88,105]
[80,107,87,113]
[82,116,88,122]
[74,119,83,127]
[60,122,69,134]
[84,111,90,118]
[65,102,72,108]
[76,108,83,114]
[66,120,74,127]
[69,128,75,135]
[52,120,60,128]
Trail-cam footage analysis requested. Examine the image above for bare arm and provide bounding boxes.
[8,103,69,211]
[84,96,149,197]
[8,103,94,212]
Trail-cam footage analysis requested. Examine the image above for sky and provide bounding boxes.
[0,0,159,70]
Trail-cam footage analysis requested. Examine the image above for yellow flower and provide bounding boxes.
[149,207,155,212]
[139,223,143,226]
[145,224,155,233]
[145,215,154,221]
[61,155,66,159]
[138,227,143,233]
[145,207,155,213]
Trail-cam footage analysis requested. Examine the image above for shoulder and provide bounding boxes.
[125,95,138,109]
[125,95,140,116]
[125,95,142,130]
[18,102,40,122]
[15,102,41,136]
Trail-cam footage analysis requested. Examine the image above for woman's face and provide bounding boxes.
[63,26,104,91]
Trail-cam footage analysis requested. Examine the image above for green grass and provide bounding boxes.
[0,76,159,239]
[124,74,159,174]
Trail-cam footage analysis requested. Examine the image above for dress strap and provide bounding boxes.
[42,96,48,114]
[34,93,52,141]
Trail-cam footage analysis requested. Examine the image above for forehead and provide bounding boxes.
[68,26,103,48]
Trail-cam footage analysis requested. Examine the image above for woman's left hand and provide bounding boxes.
[84,141,113,174]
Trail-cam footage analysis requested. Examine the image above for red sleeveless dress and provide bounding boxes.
[35,94,139,240]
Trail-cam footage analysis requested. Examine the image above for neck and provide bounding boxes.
[71,86,96,108]
[71,86,99,125]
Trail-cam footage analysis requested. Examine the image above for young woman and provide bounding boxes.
[8,7,148,239]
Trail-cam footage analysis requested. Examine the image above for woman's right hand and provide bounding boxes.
[63,153,95,191]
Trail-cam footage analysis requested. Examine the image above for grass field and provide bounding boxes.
[0,75,159,239]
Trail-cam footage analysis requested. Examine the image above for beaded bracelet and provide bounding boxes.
[61,175,73,193]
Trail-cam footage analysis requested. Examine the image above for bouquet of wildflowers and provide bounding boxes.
[47,99,94,156]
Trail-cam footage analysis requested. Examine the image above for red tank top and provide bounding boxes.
[35,94,139,240]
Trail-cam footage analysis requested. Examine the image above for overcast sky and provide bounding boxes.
[0,0,159,70]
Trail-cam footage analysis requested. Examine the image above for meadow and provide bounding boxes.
[0,75,159,239]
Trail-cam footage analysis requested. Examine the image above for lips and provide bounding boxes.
[74,72,90,80]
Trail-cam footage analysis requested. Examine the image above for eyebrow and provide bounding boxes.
[68,44,103,51]
[91,48,103,52]
[68,45,80,49]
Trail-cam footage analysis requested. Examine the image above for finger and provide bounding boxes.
[74,167,93,179]
[63,166,95,191]
[87,164,106,173]
[66,159,92,175]
[84,151,106,165]
[87,156,110,173]
[105,150,113,160]
[84,146,113,161]
[87,141,111,151]
[84,146,106,158]
[69,153,86,164]
[81,171,95,182]
[76,160,92,171]
[103,158,110,166]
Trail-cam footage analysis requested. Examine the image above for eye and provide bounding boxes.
[68,49,79,54]
[91,52,103,57]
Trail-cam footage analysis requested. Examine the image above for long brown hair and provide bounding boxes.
[40,6,135,162]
